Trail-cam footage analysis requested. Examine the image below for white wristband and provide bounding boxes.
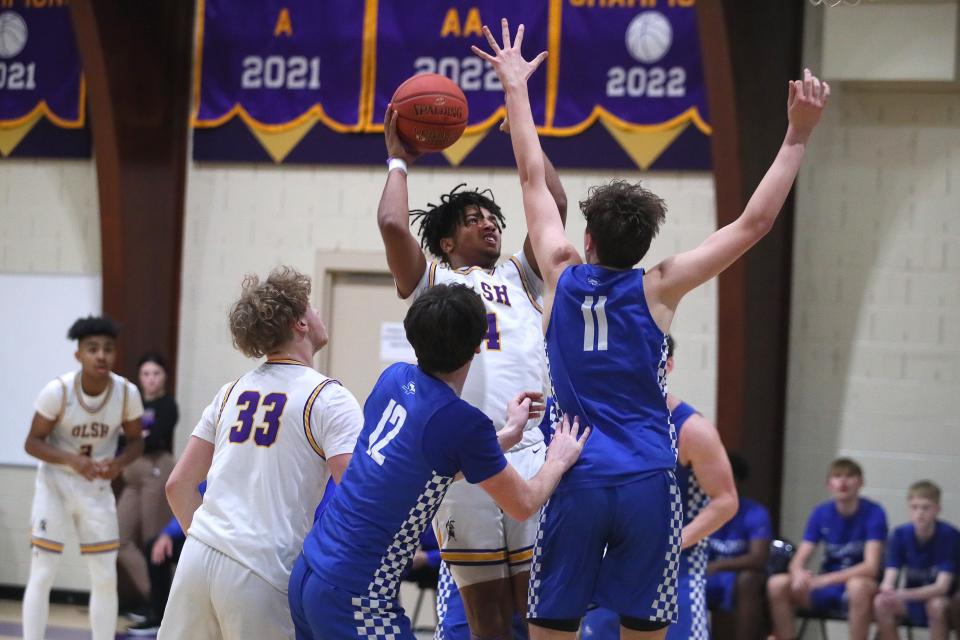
[387,157,408,175]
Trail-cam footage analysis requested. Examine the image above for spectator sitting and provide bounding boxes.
[767,457,888,640]
[126,481,205,636]
[874,480,958,640]
[706,451,772,640]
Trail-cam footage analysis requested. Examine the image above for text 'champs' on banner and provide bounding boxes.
[0,0,84,130]
[548,0,710,136]
[369,1,550,134]
[193,0,370,133]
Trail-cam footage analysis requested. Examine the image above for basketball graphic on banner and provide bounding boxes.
[625,11,672,64]
[0,11,28,59]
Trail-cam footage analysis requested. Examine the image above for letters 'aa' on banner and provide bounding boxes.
[191,0,712,170]
[0,0,88,157]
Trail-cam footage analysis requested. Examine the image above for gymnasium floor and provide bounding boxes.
[0,580,438,639]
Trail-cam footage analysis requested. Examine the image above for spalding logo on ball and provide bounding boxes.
[0,11,28,60]
[625,11,672,65]
[390,73,468,153]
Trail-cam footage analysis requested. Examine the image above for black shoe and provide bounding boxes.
[127,619,161,636]
[122,605,150,624]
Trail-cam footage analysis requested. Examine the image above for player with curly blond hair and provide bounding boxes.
[157,266,364,640]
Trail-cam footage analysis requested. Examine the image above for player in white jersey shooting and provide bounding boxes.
[23,315,145,640]
[158,266,363,640]
[379,106,567,639]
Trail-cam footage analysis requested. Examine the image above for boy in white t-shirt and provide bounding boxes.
[23,315,145,640]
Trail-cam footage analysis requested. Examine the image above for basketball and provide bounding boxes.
[625,11,672,64]
[0,11,28,59]
[390,73,468,153]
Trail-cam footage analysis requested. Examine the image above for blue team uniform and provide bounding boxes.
[529,265,680,626]
[803,498,888,613]
[705,497,772,611]
[581,402,704,639]
[434,398,560,640]
[289,363,507,640]
[885,521,960,626]
[665,402,710,640]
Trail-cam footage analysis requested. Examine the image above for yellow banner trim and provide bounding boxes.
[0,76,86,130]
[190,0,365,134]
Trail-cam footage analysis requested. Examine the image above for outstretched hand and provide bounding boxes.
[786,68,830,143]
[471,18,548,91]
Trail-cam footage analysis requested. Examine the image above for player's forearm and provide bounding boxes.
[818,561,877,587]
[166,477,203,533]
[377,169,411,235]
[24,436,80,466]
[738,131,808,236]
[114,436,144,468]
[900,575,953,602]
[504,85,546,189]
[709,550,766,573]
[680,492,738,550]
[513,457,566,521]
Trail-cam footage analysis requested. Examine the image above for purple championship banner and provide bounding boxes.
[546,0,710,136]
[368,1,549,133]
[192,0,711,170]
[193,0,369,133]
[0,0,89,158]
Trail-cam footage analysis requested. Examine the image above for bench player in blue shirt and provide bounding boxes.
[768,457,888,640]
[705,453,772,640]
[874,480,959,640]
[474,18,829,639]
[289,283,588,639]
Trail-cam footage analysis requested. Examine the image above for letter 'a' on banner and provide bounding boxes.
[366,0,551,166]
[0,2,85,157]
[191,0,372,163]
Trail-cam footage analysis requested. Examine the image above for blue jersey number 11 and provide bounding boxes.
[581,296,609,352]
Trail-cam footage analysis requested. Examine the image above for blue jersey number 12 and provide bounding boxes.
[366,398,407,465]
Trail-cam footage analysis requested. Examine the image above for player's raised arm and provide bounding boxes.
[474,20,580,290]
[378,108,427,298]
[500,115,569,279]
[648,70,830,315]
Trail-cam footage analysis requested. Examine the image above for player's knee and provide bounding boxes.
[766,573,789,600]
[737,569,764,594]
[872,594,895,619]
[926,597,948,622]
[846,576,876,605]
[86,553,117,590]
[28,552,60,589]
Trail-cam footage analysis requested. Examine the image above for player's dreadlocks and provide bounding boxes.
[409,184,506,263]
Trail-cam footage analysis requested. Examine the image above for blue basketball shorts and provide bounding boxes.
[527,470,682,625]
[904,601,929,627]
[288,554,414,640]
[809,582,848,615]
[706,570,737,612]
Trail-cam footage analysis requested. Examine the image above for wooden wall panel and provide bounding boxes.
[69,0,195,390]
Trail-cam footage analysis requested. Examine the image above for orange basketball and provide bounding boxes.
[390,73,468,153]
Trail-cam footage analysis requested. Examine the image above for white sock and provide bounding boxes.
[22,549,60,640]
[86,551,118,640]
